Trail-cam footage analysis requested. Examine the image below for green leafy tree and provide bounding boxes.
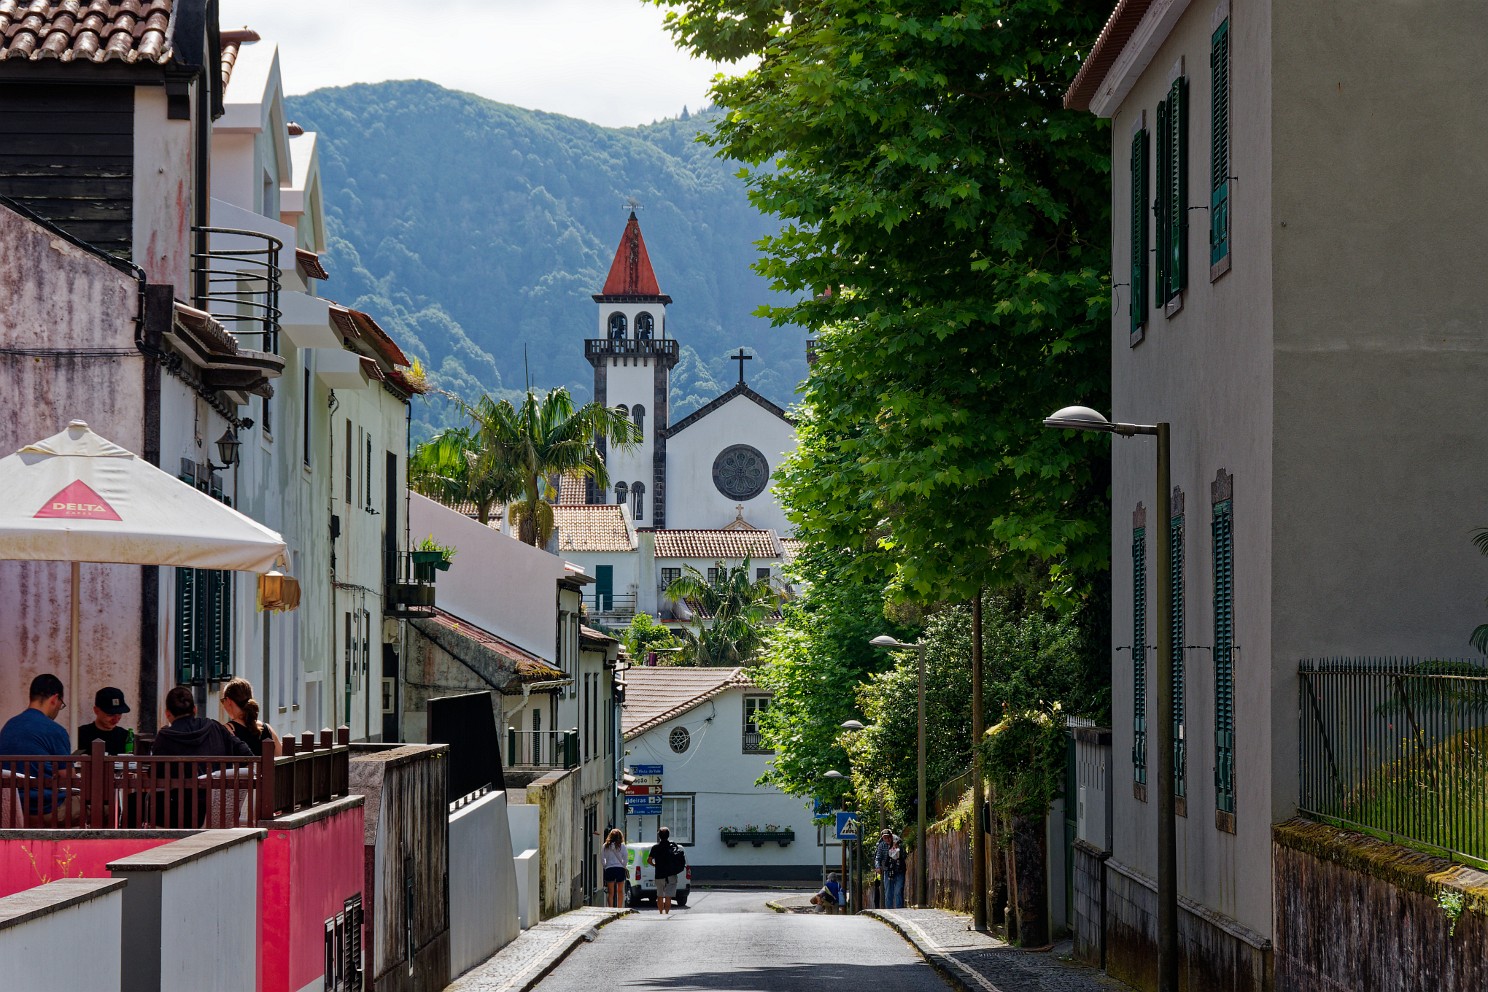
[620,613,683,661]
[664,557,782,665]
[650,0,1113,605]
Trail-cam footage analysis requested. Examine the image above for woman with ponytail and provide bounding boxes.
[221,678,281,756]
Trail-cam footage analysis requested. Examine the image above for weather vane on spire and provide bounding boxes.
[624,196,643,213]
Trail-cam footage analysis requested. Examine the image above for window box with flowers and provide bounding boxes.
[719,824,795,847]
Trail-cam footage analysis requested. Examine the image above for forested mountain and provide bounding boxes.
[286,81,807,440]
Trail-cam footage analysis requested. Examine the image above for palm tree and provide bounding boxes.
[409,423,518,525]
[665,557,783,666]
[474,388,640,547]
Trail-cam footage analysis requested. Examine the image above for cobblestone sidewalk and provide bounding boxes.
[445,906,629,992]
[867,909,1133,992]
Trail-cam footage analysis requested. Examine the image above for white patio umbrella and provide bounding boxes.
[0,420,287,736]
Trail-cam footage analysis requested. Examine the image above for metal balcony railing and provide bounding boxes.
[505,728,579,770]
[584,338,679,362]
[193,226,283,354]
[384,550,436,617]
[586,591,637,622]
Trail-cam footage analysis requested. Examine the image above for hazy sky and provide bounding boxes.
[217,0,734,127]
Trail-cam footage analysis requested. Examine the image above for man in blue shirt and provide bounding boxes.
[0,673,78,822]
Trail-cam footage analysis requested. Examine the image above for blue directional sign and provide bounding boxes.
[835,811,861,840]
[633,764,664,776]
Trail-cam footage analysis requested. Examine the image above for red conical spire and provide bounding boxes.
[599,212,664,297]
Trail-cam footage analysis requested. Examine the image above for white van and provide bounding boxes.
[624,842,691,907]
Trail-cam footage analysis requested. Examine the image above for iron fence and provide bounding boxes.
[505,728,578,770]
[1298,656,1488,867]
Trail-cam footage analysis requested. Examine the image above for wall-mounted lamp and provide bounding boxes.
[211,427,241,469]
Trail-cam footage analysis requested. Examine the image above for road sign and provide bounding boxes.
[813,799,832,816]
[835,811,860,840]
[625,785,662,796]
[632,764,664,776]
[632,775,663,786]
[625,794,662,816]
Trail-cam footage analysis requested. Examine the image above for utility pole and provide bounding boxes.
[971,592,988,931]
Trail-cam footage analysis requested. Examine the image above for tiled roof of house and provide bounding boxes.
[651,529,782,560]
[424,609,562,683]
[666,382,792,435]
[0,0,174,64]
[553,504,634,553]
[780,538,805,562]
[295,248,328,281]
[556,471,587,505]
[1063,0,1154,111]
[621,666,753,738]
[218,27,258,89]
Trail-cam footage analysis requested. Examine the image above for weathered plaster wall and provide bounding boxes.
[528,767,581,919]
[1274,820,1488,992]
[0,832,181,899]
[448,790,519,976]
[0,203,147,736]
[131,85,194,290]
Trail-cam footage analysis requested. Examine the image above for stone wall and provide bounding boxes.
[1104,857,1271,992]
[1274,819,1488,992]
[1073,839,1108,968]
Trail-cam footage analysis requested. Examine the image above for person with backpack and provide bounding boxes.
[647,825,686,915]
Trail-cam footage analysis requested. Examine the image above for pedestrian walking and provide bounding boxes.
[647,825,686,915]
[885,833,907,908]
[602,828,628,907]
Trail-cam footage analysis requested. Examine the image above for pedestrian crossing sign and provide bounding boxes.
[835,812,860,840]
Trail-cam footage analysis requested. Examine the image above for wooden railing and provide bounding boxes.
[0,727,352,830]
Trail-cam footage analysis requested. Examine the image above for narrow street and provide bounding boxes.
[529,889,950,992]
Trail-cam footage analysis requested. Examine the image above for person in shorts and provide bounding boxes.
[602,828,627,907]
[647,825,686,915]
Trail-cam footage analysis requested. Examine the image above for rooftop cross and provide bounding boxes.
[731,348,752,385]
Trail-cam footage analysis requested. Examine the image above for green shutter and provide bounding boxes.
[1132,526,1148,785]
[1170,514,1186,799]
[1130,129,1150,336]
[1210,20,1231,267]
[175,567,202,684]
[1213,500,1235,813]
[1154,98,1170,305]
[1166,76,1189,300]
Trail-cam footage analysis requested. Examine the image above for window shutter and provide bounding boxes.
[1154,99,1170,305]
[1130,129,1149,336]
[1170,514,1186,799]
[1132,526,1148,785]
[1212,500,1235,813]
[1166,76,1189,300]
[1210,20,1231,267]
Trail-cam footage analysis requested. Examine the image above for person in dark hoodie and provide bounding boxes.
[152,686,253,827]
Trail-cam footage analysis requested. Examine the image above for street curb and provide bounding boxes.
[505,908,632,992]
[864,910,1003,992]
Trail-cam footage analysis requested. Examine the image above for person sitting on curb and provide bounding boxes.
[810,872,844,913]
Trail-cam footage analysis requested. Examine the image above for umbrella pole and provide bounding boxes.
[70,560,80,741]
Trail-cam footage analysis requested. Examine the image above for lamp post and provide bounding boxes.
[870,635,928,908]
[823,769,855,911]
[1044,405,1175,992]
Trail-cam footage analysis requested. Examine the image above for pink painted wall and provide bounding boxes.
[0,834,176,898]
[259,800,365,992]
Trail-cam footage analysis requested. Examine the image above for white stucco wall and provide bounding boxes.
[599,356,661,519]
[0,879,124,992]
[449,791,520,975]
[664,394,796,532]
[411,494,570,660]
[624,685,819,878]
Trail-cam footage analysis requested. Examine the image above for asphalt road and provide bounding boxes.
[532,888,948,992]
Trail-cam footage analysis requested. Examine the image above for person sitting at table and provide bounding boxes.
[77,686,132,755]
[0,673,82,824]
[220,677,280,756]
[152,686,253,828]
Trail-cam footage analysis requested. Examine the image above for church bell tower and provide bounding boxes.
[585,212,679,526]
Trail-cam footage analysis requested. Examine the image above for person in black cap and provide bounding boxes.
[77,686,132,755]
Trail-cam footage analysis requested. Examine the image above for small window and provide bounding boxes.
[660,794,694,844]
[661,567,681,589]
[608,312,627,339]
[1210,19,1231,274]
[636,312,654,339]
[1156,74,1190,310]
[302,367,312,467]
[743,696,772,754]
[632,404,645,438]
[631,481,645,521]
[615,403,629,418]
[669,726,691,753]
[706,567,721,585]
[756,567,770,582]
[1170,497,1187,809]
[1130,124,1150,342]
[615,481,628,506]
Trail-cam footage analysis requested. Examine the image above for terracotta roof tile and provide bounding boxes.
[295,247,328,281]
[596,211,667,300]
[621,667,753,738]
[218,27,258,90]
[553,504,634,553]
[425,609,562,682]
[1064,0,1154,112]
[0,0,175,65]
[651,529,782,560]
[780,538,805,562]
[556,471,587,505]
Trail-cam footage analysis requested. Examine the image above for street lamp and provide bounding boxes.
[1044,405,1176,992]
[870,635,928,909]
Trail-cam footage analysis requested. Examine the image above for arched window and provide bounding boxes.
[636,312,654,339]
[607,312,627,339]
[631,482,646,521]
[615,403,629,419]
[631,404,645,438]
[614,481,628,506]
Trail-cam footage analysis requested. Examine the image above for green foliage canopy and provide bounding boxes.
[651,0,1114,603]
[665,558,782,665]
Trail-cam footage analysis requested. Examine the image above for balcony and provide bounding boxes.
[505,728,578,771]
[584,337,679,364]
[742,731,773,755]
[193,225,283,355]
[0,729,352,829]
[385,549,437,618]
[585,590,637,624]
